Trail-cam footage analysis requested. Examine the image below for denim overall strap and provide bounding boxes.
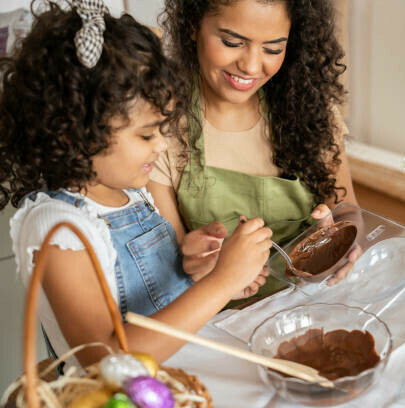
[31,190,192,317]
[99,193,193,317]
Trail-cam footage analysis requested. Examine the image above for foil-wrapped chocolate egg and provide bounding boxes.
[130,352,159,377]
[124,376,174,408]
[104,392,136,408]
[67,389,112,407]
[100,354,149,388]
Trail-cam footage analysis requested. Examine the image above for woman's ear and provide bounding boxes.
[191,28,196,41]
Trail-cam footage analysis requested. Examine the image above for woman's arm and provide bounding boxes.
[326,146,359,209]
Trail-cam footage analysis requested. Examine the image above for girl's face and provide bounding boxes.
[195,0,291,105]
[90,100,167,196]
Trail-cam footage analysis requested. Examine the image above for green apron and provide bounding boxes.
[177,93,316,307]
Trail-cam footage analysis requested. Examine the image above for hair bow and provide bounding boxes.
[72,0,109,68]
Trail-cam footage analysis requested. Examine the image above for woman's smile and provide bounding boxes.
[223,71,258,91]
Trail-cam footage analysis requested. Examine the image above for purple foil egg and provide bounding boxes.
[124,376,175,408]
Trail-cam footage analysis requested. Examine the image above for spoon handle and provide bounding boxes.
[125,311,333,387]
[271,241,294,270]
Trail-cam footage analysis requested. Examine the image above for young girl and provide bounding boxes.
[148,0,361,303]
[0,0,271,367]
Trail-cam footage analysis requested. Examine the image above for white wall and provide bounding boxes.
[126,0,164,27]
[0,0,165,21]
[0,205,48,395]
[350,0,405,155]
[0,0,124,17]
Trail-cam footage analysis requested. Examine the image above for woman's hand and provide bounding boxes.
[310,203,334,228]
[181,222,227,282]
[310,204,362,286]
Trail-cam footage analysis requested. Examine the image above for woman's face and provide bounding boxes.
[195,0,291,105]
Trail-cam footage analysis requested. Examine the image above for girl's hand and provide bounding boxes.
[231,265,270,300]
[181,221,227,282]
[213,218,272,296]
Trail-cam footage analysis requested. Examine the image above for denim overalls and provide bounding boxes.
[24,189,193,318]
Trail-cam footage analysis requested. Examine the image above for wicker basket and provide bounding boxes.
[2,221,212,408]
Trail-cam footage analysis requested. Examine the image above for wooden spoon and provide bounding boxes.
[125,312,333,387]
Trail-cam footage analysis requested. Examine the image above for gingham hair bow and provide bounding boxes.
[72,0,108,68]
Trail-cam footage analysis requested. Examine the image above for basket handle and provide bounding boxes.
[24,221,129,408]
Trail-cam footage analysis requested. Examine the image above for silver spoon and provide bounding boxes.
[271,241,313,278]
[271,241,295,270]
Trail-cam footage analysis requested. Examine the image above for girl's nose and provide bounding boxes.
[236,47,262,76]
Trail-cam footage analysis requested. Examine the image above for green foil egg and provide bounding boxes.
[104,393,137,408]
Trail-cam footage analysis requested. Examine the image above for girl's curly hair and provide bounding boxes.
[160,0,347,204]
[0,1,187,209]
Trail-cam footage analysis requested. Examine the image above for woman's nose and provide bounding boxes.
[154,134,168,153]
[236,47,262,76]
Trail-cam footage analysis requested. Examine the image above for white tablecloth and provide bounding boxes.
[166,307,405,408]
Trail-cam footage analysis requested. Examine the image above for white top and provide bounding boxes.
[9,188,157,368]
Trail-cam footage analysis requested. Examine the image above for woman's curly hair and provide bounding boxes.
[0,1,187,209]
[160,0,347,204]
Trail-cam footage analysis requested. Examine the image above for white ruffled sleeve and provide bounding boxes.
[10,192,118,302]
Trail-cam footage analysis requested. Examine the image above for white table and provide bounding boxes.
[166,313,405,408]
[166,285,405,408]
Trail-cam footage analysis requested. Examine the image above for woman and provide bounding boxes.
[148,0,359,303]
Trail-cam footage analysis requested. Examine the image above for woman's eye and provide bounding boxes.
[222,39,241,48]
[140,134,153,141]
[264,48,283,55]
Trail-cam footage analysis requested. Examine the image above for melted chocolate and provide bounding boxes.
[274,328,380,380]
[288,221,357,276]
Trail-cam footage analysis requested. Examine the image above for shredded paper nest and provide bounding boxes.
[1,342,212,408]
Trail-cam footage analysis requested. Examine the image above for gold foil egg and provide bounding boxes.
[68,388,113,408]
[130,352,159,377]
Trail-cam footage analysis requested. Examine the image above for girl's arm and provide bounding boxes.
[41,218,271,367]
[147,181,186,244]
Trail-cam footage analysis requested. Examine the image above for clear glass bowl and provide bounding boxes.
[248,303,392,407]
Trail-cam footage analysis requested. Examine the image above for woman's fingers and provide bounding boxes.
[327,244,363,286]
[348,243,363,262]
[181,221,227,257]
[183,251,220,281]
[311,203,334,228]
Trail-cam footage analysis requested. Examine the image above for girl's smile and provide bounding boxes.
[143,161,155,173]
[86,99,167,206]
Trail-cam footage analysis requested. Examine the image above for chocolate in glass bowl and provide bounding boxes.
[274,328,380,381]
[286,221,357,281]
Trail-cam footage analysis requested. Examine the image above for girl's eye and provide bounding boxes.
[263,48,283,55]
[140,134,153,141]
[222,39,241,48]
